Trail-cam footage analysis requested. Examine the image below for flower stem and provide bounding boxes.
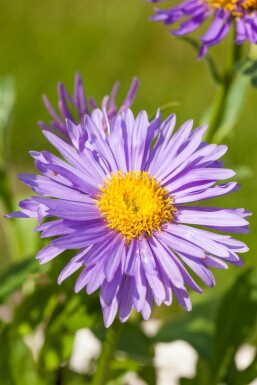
[92,321,122,385]
[204,29,242,143]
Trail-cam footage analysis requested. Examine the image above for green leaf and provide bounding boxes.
[213,74,250,143]
[0,257,42,304]
[231,351,257,385]
[10,257,101,374]
[38,293,98,372]
[108,361,156,385]
[236,55,257,88]
[0,323,14,385]
[117,322,154,365]
[61,369,92,385]
[210,268,257,384]
[44,295,97,334]
[180,357,211,385]
[139,364,157,385]
[93,322,155,385]
[94,321,155,366]
[155,297,220,361]
[0,322,43,385]
[41,332,74,372]
[107,373,128,385]
[14,284,53,330]
[9,330,43,385]
[108,359,139,385]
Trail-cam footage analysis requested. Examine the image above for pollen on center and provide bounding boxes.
[96,171,176,242]
[207,0,257,15]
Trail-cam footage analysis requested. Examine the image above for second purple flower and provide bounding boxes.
[148,0,257,58]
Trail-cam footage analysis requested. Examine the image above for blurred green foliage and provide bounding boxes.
[0,1,257,384]
[158,269,257,385]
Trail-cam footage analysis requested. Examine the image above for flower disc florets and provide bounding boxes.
[208,0,257,15]
[97,171,176,242]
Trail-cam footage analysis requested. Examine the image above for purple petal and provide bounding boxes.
[133,260,148,311]
[166,223,230,258]
[157,230,205,259]
[19,173,94,203]
[149,237,185,288]
[33,197,100,221]
[173,286,192,311]
[145,270,166,306]
[102,297,119,328]
[36,244,64,264]
[179,254,215,287]
[204,255,228,269]
[119,276,134,322]
[52,226,110,249]
[164,167,235,192]
[137,238,158,275]
[174,182,239,204]
[157,125,208,181]
[58,247,91,284]
[120,78,140,111]
[177,207,249,228]
[173,10,209,36]
[101,268,122,307]
[201,9,231,46]
[104,237,125,282]
[141,289,153,320]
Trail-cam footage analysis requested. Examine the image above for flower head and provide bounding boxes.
[148,0,257,58]
[7,109,250,327]
[38,73,139,140]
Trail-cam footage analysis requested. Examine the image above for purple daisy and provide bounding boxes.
[7,109,250,327]
[38,73,139,140]
[148,0,257,58]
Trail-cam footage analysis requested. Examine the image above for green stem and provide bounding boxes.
[204,30,242,143]
[92,321,122,385]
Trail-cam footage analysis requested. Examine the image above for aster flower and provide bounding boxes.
[148,0,257,58]
[7,109,250,327]
[38,73,139,140]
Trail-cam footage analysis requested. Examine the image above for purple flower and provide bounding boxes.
[148,0,257,58]
[7,109,250,327]
[38,73,139,140]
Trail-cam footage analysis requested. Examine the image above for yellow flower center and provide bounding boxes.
[207,0,257,17]
[207,0,257,15]
[97,171,176,243]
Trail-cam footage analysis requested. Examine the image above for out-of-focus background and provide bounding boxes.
[0,1,257,385]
